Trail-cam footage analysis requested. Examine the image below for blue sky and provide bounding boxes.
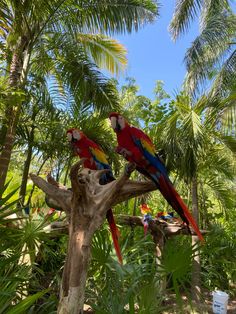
[113,0,199,99]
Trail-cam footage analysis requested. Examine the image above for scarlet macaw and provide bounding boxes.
[109,113,204,242]
[66,128,123,263]
[156,211,175,221]
[140,203,153,235]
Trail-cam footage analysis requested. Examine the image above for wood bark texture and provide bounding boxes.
[191,176,201,303]
[30,161,157,313]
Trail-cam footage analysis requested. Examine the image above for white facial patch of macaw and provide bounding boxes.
[67,132,72,141]
[110,116,117,130]
[72,129,81,140]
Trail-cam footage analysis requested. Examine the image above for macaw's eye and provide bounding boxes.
[67,133,72,141]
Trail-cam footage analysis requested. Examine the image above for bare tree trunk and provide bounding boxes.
[191,176,201,303]
[58,217,93,314]
[152,229,166,292]
[18,127,35,207]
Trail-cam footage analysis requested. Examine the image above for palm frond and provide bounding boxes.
[185,13,235,69]
[219,134,236,154]
[183,13,236,93]
[220,94,236,134]
[200,145,235,180]
[205,176,235,210]
[175,95,206,148]
[204,92,236,134]
[0,257,31,312]
[169,0,202,40]
[77,33,127,75]
[56,53,120,114]
[65,0,159,36]
[209,50,236,97]
[200,0,231,30]
[7,289,49,314]
[158,110,183,169]
[47,78,74,110]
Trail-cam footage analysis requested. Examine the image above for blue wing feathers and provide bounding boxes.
[92,155,114,184]
[133,136,168,178]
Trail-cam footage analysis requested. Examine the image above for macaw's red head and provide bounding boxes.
[66,128,84,143]
[140,203,152,215]
[109,112,128,132]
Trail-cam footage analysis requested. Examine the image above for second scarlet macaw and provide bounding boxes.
[140,203,153,236]
[109,113,204,242]
[66,128,122,263]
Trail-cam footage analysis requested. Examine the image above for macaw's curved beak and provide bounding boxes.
[71,136,78,143]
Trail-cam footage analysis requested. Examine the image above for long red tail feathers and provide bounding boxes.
[159,176,204,243]
[106,209,123,264]
[143,224,148,236]
[172,189,204,243]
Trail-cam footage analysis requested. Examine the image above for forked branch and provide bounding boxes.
[29,173,71,212]
[30,162,157,215]
[97,163,137,214]
[70,159,86,195]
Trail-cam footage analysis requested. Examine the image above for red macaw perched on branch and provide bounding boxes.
[109,113,204,242]
[66,128,123,263]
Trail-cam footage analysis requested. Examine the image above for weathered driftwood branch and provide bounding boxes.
[116,215,208,237]
[30,174,72,213]
[29,162,157,314]
[47,173,68,190]
[44,178,157,213]
[32,163,156,213]
[45,215,208,239]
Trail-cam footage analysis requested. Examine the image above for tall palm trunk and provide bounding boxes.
[0,43,30,196]
[191,176,201,303]
[19,126,35,207]
[0,52,22,193]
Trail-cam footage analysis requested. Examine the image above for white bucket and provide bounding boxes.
[212,290,229,314]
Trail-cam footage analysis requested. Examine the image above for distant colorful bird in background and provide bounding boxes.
[140,203,153,235]
[66,128,123,264]
[109,112,204,242]
[140,203,152,215]
[156,211,174,221]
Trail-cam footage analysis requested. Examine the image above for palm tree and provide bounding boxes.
[0,0,159,194]
[15,84,70,208]
[158,91,236,302]
[169,1,236,95]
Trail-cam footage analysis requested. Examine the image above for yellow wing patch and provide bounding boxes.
[90,147,108,165]
[140,138,156,156]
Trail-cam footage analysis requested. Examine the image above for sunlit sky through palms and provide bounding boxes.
[112,1,199,99]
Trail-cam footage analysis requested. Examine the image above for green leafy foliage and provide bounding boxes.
[6,289,50,314]
[0,1,235,311]
[170,0,236,95]
[201,222,236,295]
[0,189,56,312]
